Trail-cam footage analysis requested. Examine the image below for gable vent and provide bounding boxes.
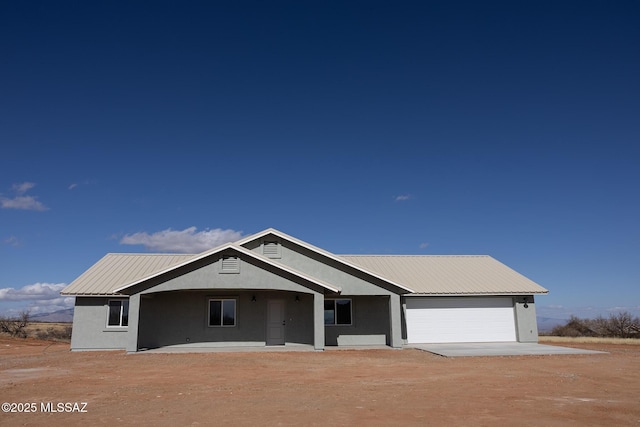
[221,256,240,273]
[263,241,281,258]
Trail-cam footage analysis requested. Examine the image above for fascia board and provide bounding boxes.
[402,291,550,296]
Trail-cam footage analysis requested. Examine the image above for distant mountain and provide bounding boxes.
[30,308,74,323]
[537,316,566,333]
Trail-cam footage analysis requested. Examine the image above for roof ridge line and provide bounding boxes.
[339,254,490,257]
[105,252,197,256]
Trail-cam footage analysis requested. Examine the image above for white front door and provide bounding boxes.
[266,299,285,345]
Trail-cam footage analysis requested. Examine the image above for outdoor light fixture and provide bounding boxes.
[295,295,300,302]
[523,297,529,308]
[251,295,257,302]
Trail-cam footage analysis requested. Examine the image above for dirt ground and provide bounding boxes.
[1,337,638,426]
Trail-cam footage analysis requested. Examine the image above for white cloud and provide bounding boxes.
[0,283,67,302]
[68,183,78,190]
[3,236,21,247]
[0,297,74,317]
[1,182,48,211]
[394,194,412,202]
[23,297,75,315]
[120,227,244,253]
[0,283,73,317]
[0,195,48,211]
[419,242,429,249]
[13,182,35,194]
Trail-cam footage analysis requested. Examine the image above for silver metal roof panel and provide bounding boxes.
[340,255,548,295]
[61,253,195,295]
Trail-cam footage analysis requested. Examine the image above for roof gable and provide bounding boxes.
[236,228,415,293]
[61,242,341,296]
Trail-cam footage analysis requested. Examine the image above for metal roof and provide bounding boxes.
[340,255,548,295]
[61,228,547,297]
[61,244,343,296]
[61,253,195,296]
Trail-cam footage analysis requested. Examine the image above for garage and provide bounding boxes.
[405,297,517,343]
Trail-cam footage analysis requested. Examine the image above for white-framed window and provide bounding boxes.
[107,299,129,327]
[324,299,352,326]
[208,298,236,327]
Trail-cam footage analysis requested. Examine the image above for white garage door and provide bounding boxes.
[405,297,516,343]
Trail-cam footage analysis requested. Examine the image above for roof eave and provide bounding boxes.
[61,292,126,297]
[404,290,549,296]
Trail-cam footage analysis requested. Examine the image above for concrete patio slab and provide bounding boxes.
[411,342,608,357]
[138,343,315,353]
[136,344,395,354]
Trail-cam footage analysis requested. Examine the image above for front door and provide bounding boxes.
[266,299,285,345]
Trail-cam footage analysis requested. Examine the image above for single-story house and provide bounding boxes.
[61,228,548,352]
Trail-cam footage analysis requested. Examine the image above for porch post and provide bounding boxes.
[313,292,325,350]
[126,293,141,353]
[389,293,403,348]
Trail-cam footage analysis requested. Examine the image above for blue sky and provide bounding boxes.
[1,1,638,320]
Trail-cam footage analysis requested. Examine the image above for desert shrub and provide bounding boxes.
[606,312,639,338]
[34,325,72,341]
[0,311,30,338]
[551,315,596,337]
[552,312,640,338]
[588,316,610,337]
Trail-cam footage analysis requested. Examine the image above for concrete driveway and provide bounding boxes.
[411,342,607,357]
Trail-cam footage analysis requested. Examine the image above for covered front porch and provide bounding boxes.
[125,290,402,352]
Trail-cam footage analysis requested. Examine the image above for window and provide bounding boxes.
[324,299,352,325]
[107,299,129,327]
[209,299,236,327]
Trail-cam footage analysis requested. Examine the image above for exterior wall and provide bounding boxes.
[137,290,314,349]
[514,295,539,342]
[388,293,403,348]
[313,293,324,350]
[126,294,140,352]
[324,296,390,346]
[70,297,129,350]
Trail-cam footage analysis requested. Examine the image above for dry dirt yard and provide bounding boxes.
[1,337,638,426]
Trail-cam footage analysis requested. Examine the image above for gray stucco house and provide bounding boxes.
[61,228,548,352]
